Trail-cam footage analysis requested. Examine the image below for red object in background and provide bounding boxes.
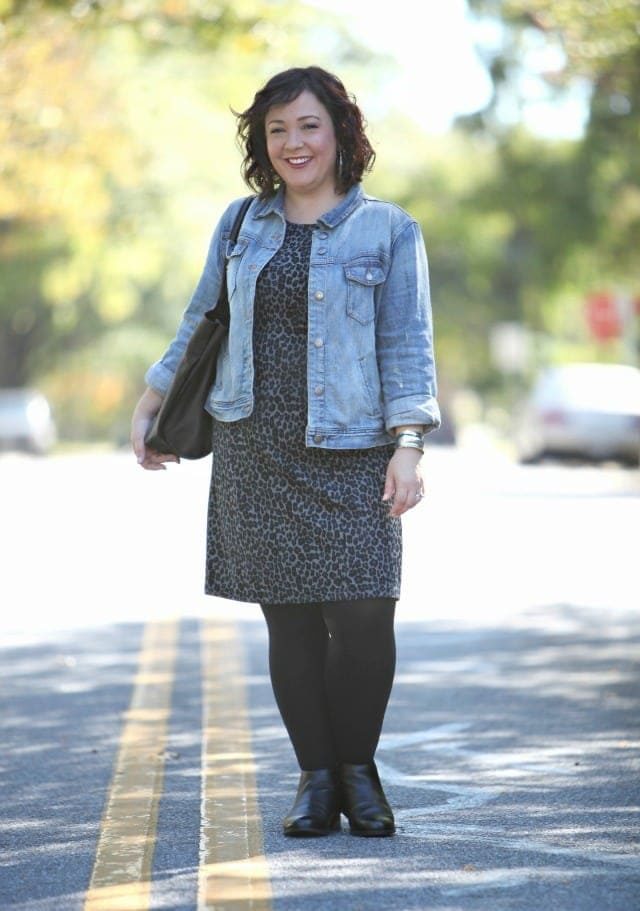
[585,291,621,340]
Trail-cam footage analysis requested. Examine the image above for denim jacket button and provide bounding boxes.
[314,337,324,348]
[313,434,324,444]
[365,271,373,281]
[314,291,325,301]
[314,385,323,395]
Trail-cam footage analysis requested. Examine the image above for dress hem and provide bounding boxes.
[204,588,401,605]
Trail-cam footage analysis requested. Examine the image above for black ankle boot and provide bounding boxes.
[339,761,395,837]
[283,768,341,837]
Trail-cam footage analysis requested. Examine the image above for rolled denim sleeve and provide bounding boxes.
[375,219,441,434]
[144,204,234,395]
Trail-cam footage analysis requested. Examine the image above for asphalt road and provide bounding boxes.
[1,442,638,910]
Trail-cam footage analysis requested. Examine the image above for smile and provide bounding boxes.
[286,157,311,165]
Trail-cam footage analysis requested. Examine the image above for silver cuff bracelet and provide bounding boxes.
[394,430,425,452]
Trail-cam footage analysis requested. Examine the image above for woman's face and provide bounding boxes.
[265,90,338,198]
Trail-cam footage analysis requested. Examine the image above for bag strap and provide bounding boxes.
[216,195,254,326]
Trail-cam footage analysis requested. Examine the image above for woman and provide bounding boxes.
[131,66,440,838]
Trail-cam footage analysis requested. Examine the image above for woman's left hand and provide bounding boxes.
[382,447,425,517]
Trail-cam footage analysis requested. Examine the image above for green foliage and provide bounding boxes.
[40,324,171,443]
[465,0,640,274]
[4,0,638,441]
[1,0,381,440]
[452,0,640,384]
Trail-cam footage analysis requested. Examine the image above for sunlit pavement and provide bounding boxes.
[1,439,639,910]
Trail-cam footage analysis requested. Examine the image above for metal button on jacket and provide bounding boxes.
[313,434,324,444]
[366,271,373,281]
[314,290,325,300]
[314,337,324,348]
[314,385,323,396]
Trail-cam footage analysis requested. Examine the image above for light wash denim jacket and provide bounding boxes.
[145,184,440,449]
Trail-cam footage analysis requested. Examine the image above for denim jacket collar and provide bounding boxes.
[252,183,364,228]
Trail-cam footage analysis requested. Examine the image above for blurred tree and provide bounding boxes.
[0,11,142,386]
[466,1,639,125]
[448,0,640,382]
[361,1,640,402]
[466,0,640,273]
[0,0,376,439]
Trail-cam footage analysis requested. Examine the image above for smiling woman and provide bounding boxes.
[265,94,337,208]
[131,64,440,844]
[235,67,375,221]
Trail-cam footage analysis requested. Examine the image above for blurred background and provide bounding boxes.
[1,0,639,462]
[1,12,638,903]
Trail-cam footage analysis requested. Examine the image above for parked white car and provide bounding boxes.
[0,388,57,455]
[515,363,640,466]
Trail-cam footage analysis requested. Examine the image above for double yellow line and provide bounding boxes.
[84,619,272,911]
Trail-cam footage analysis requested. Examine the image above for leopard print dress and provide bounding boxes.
[206,221,401,605]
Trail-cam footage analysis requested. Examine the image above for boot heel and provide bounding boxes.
[283,768,341,837]
[339,761,395,838]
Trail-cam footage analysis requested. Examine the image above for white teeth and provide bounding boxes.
[288,157,310,164]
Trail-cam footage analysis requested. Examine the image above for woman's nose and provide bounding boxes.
[284,131,304,150]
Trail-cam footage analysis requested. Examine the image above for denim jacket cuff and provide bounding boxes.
[385,395,441,434]
[144,361,175,396]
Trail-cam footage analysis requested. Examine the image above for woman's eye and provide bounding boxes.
[269,128,284,135]
[303,123,318,130]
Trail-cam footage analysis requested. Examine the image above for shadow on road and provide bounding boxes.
[246,603,640,910]
[1,605,638,910]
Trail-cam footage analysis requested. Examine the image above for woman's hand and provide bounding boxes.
[130,387,180,471]
[382,447,425,517]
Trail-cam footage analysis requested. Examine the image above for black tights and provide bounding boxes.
[260,598,396,771]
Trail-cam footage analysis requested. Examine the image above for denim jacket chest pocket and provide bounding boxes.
[225,237,249,299]
[344,259,387,325]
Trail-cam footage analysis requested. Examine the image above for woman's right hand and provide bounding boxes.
[130,387,180,471]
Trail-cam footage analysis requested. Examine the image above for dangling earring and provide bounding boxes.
[336,148,344,178]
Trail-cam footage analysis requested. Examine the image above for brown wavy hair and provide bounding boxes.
[235,66,375,199]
